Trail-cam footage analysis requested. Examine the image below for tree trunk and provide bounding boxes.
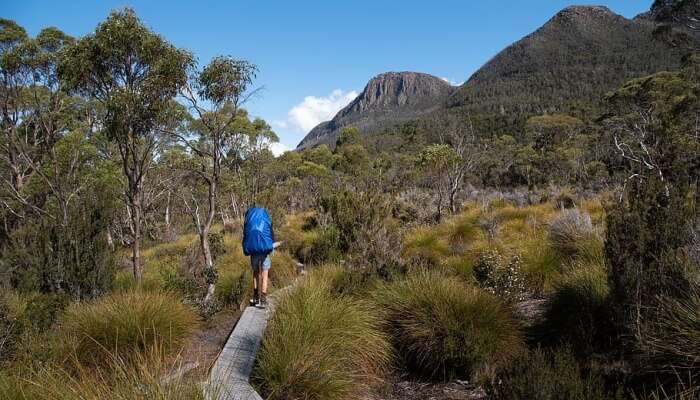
[449,186,458,214]
[164,190,172,241]
[131,190,143,283]
[201,179,218,305]
[201,230,216,304]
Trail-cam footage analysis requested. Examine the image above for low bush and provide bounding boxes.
[540,264,614,356]
[487,347,606,400]
[473,250,527,302]
[0,291,68,363]
[373,271,524,381]
[252,269,391,400]
[59,291,198,366]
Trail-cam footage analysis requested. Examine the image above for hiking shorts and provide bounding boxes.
[251,253,271,272]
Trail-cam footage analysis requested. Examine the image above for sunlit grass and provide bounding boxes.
[58,290,198,367]
[372,270,525,381]
[252,266,391,400]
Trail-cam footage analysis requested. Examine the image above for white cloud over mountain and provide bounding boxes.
[287,89,357,133]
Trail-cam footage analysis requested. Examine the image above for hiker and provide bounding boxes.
[242,206,275,308]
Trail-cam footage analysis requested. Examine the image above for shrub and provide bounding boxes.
[473,250,527,302]
[0,291,68,363]
[59,291,198,365]
[487,347,606,400]
[540,264,614,356]
[548,209,603,263]
[1,205,115,300]
[252,271,391,400]
[373,271,524,381]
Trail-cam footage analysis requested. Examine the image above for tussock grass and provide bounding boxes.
[402,201,606,295]
[403,227,450,265]
[58,291,198,366]
[548,209,603,264]
[520,236,563,294]
[541,263,613,355]
[0,344,205,400]
[641,283,700,378]
[252,267,391,400]
[373,271,524,381]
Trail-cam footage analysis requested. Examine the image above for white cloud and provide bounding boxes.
[441,77,464,86]
[268,142,290,157]
[287,89,358,133]
[271,120,288,129]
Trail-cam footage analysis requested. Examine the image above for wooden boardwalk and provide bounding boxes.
[204,304,269,400]
[205,274,299,400]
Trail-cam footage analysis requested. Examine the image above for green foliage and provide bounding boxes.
[487,347,606,400]
[319,189,403,273]
[604,63,700,335]
[196,56,256,105]
[1,191,117,299]
[252,267,391,400]
[335,126,361,148]
[373,271,524,380]
[59,9,192,122]
[58,291,197,366]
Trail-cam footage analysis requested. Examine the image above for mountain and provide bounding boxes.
[446,5,690,119]
[296,72,454,149]
[297,3,697,150]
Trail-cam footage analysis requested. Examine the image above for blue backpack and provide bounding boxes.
[242,207,274,256]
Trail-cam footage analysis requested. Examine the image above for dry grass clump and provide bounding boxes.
[252,267,391,400]
[548,208,603,264]
[58,291,198,366]
[373,271,524,381]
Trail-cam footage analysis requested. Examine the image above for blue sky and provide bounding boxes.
[6,1,652,152]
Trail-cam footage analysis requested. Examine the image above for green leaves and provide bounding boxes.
[197,56,257,106]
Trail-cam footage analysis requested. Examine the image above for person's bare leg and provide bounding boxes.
[251,269,260,305]
[261,269,269,294]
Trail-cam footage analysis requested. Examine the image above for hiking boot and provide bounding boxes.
[259,293,268,309]
[250,290,260,307]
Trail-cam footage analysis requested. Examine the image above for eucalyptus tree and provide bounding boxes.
[175,56,258,305]
[59,9,192,283]
[0,18,32,206]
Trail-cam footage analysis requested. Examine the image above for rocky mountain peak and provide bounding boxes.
[338,71,452,117]
[297,72,453,149]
